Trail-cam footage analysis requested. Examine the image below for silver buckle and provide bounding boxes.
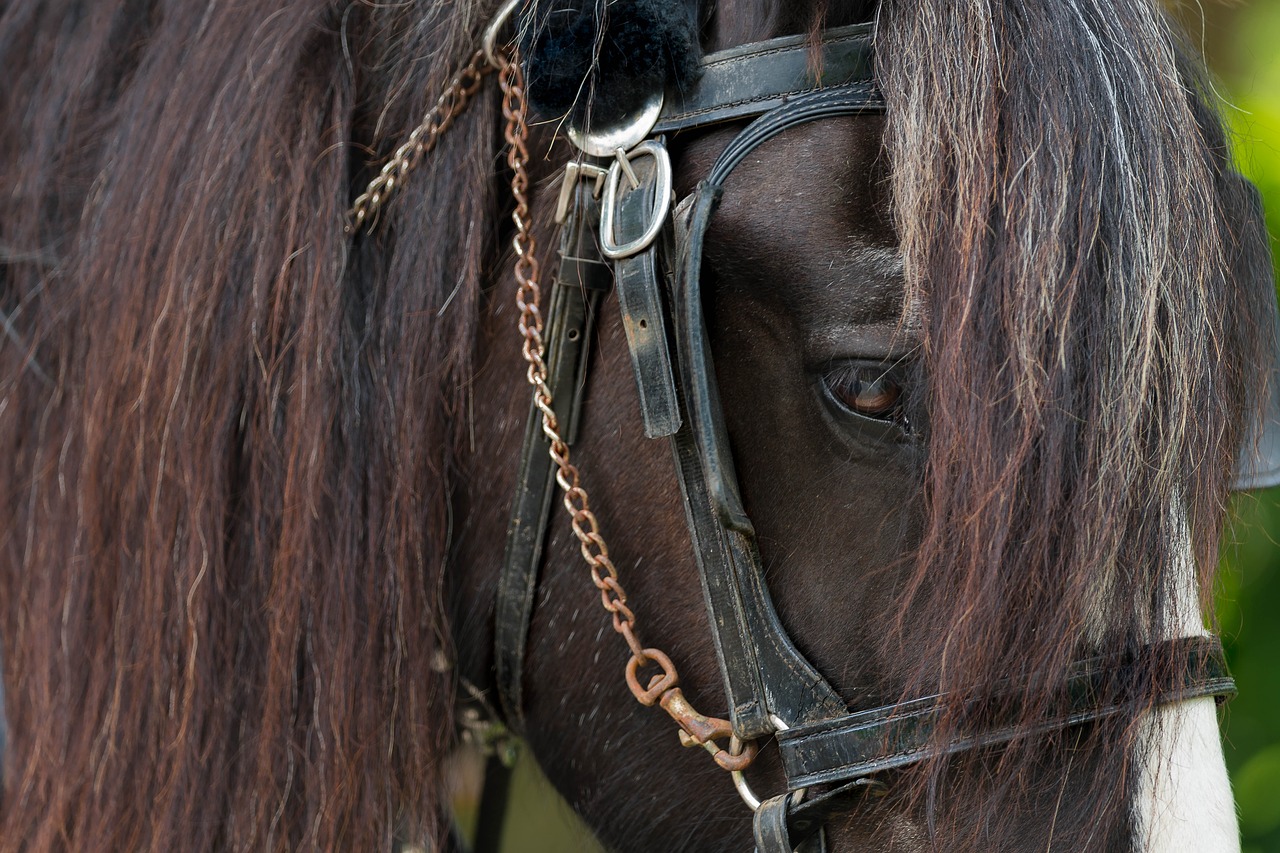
[554,161,609,224]
[599,141,673,260]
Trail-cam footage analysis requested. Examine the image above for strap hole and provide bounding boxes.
[567,328,580,341]
[638,318,648,329]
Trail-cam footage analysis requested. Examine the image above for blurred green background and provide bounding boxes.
[1195,2,1280,852]
[463,4,1280,850]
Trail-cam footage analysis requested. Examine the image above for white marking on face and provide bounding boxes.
[1132,507,1239,852]
[1133,697,1239,853]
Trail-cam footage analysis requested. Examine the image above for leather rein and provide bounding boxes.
[348,4,1238,850]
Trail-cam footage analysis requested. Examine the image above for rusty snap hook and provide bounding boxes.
[662,688,759,772]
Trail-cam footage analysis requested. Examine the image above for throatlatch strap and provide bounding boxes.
[495,184,609,726]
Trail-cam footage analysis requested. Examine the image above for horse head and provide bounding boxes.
[0,0,1274,851]
[453,1,1278,849]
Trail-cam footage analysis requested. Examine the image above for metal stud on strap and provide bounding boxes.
[566,88,665,157]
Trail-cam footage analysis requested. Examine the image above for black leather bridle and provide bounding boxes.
[489,15,1252,853]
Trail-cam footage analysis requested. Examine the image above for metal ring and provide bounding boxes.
[732,771,762,811]
[727,713,792,811]
[726,736,764,811]
[482,0,522,69]
[729,771,809,815]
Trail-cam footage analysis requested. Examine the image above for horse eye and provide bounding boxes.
[824,365,903,419]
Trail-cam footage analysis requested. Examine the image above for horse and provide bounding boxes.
[1,0,1276,850]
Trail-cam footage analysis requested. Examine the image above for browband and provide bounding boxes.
[654,23,876,133]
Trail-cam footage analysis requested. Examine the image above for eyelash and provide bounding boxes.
[822,363,909,427]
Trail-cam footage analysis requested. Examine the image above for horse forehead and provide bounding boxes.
[688,115,905,326]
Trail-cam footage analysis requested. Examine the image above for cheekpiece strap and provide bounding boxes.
[609,142,682,438]
[494,182,611,727]
[662,82,888,739]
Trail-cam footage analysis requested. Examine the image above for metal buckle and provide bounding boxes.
[554,160,608,224]
[600,141,672,260]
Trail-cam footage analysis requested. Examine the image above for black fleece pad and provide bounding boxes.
[521,0,702,128]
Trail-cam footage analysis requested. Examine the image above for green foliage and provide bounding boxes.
[1223,491,1280,852]
[1212,4,1280,852]
[1237,743,1280,837]
[1224,2,1280,253]
[464,750,606,853]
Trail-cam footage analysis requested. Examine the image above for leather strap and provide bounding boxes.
[670,188,846,738]
[776,635,1236,789]
[655,23,876,133]
[784,780,872,849]
[755,787,845,853]
[495,184,609,726]
[612,149,682,438]
[753,793,796,853]
[471,755,513,853]
[706,83,884,186]
[658,84,888,739]
[756,639,1235,852]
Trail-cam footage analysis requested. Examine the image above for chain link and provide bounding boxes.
[500,56,644,665]
[497,52,758,775]
[347,50,493,232]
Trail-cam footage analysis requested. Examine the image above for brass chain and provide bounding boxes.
[347,49,493,232]
[497,53,757,773]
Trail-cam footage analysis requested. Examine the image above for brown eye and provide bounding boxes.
[825,366,903,419]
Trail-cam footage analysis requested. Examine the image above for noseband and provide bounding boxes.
[349,4,1244,850]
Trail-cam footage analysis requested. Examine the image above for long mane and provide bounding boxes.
[0,1,495,847]
[877,0,1270,842]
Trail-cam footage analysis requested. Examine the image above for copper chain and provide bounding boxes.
[347,50,492,231]
[497,54,756,773]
